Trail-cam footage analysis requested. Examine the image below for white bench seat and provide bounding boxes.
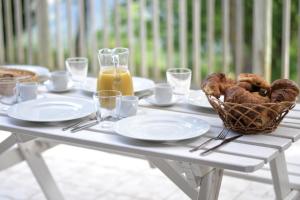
[225,162,300,190]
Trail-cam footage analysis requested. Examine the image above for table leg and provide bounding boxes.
[0,134,17,155]
[15,135,64,200]
[270,152,291,200]
[149,157,199,199]
[198,168,223,200]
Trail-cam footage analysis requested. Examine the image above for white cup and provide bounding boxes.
[17,82,38,102]
[154,83,173,104]
[51,71,70,90]
[119,96,138,118]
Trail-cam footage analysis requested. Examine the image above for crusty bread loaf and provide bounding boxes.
[238,73,270,89]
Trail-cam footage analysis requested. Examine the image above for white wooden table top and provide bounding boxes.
[0,83,300,173]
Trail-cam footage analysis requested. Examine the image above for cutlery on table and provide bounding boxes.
[70,115,117,133]
[200,134,243,156]
[134,89,153,100]
[62,113,96,131]
[70,120,100,133]
[189,128,229,152]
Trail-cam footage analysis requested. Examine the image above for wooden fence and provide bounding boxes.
[0,0,297,84]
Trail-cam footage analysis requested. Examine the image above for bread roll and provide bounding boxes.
[238,73,270,89]
[271,79,299,102]
[201,73,235,98]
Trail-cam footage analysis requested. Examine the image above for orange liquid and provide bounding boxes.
[97,67,134,96]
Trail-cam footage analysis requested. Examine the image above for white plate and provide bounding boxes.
[145,95,178,107]
[115,114,210,142]
[187,90,212,109]
[132,77,155,92]
[82,77,155,93]
[1,65,50,78]
[44,80,74,93]
[7,97,95,122]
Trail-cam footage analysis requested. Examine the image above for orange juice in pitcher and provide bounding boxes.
[97,48,134,96]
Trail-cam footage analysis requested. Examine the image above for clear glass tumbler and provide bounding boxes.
[93,90,121,128]
[0,77,18,105]
[65,57,88,86]
[166,68,192,98]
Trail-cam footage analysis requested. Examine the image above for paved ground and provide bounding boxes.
[0,130,299,200]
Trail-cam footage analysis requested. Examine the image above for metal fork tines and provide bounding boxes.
[189,128,229,153]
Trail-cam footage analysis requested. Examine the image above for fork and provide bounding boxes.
[189,128,229,152]
[62,113,96,131]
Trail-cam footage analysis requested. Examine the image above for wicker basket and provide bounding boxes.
[206,95,295,134]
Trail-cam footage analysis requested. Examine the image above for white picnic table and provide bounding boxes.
[1,78,300,200]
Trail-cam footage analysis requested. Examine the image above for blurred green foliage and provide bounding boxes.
[93,0,299,82]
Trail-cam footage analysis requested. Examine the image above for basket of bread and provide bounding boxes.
[0,67,37,81]
[201,73,299,134]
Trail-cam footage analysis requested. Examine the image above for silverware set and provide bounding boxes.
[189,128,242,155]
[62,112,99,133]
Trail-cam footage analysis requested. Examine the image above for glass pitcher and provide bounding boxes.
[97,48,134,96]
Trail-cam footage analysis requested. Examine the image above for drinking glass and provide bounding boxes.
[166,68,192,98]
[0,77,18,105]
[65,57,88,86]
[93,90,121,128]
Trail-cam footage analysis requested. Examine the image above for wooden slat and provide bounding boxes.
[152,0,160,80]
[225,169,300,190]
[37,1,50,67]
[166,0,174,68]
[89,0,97,74]
[252,0,263,75]
[298,0,300,84]
[180,135,277,162]
[282,0,291,79]
[55,0,64,70]
[140,0,147,77]
[264,0,272,83]
[67,0,74,57]
[0,0,5,64]
[234,0,244,76]
[25,0,33,64]
[0,114,264,172]
[127,0,135,75]
[192,0,201,83]
[4,0,14,63]
[179,0,187,68]
[207,0,215,73]
[222,0,230,74]
[78,0,86,56]
[14,0,24,63]
[252,0,272,82]
[102,0,108,48]
[114,0,121,46]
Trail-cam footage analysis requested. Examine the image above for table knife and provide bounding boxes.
[200,135,242,156]
[70,120,100,133]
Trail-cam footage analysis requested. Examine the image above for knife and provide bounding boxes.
[134,89,153,100]
[70,120,99,133]
[200,134,242,156]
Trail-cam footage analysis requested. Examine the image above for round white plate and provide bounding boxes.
[187,90,212,109]
[145,95,178,107]
[7,97,95,122]
[115,114,210,142]
[1,65,50,78]
[82,77,155,93]
[44,80,74,93]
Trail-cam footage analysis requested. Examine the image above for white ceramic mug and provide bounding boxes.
[17,82,38,102]
[119,96,138,118]
[51,71,70,90]
[154,83,173,104]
